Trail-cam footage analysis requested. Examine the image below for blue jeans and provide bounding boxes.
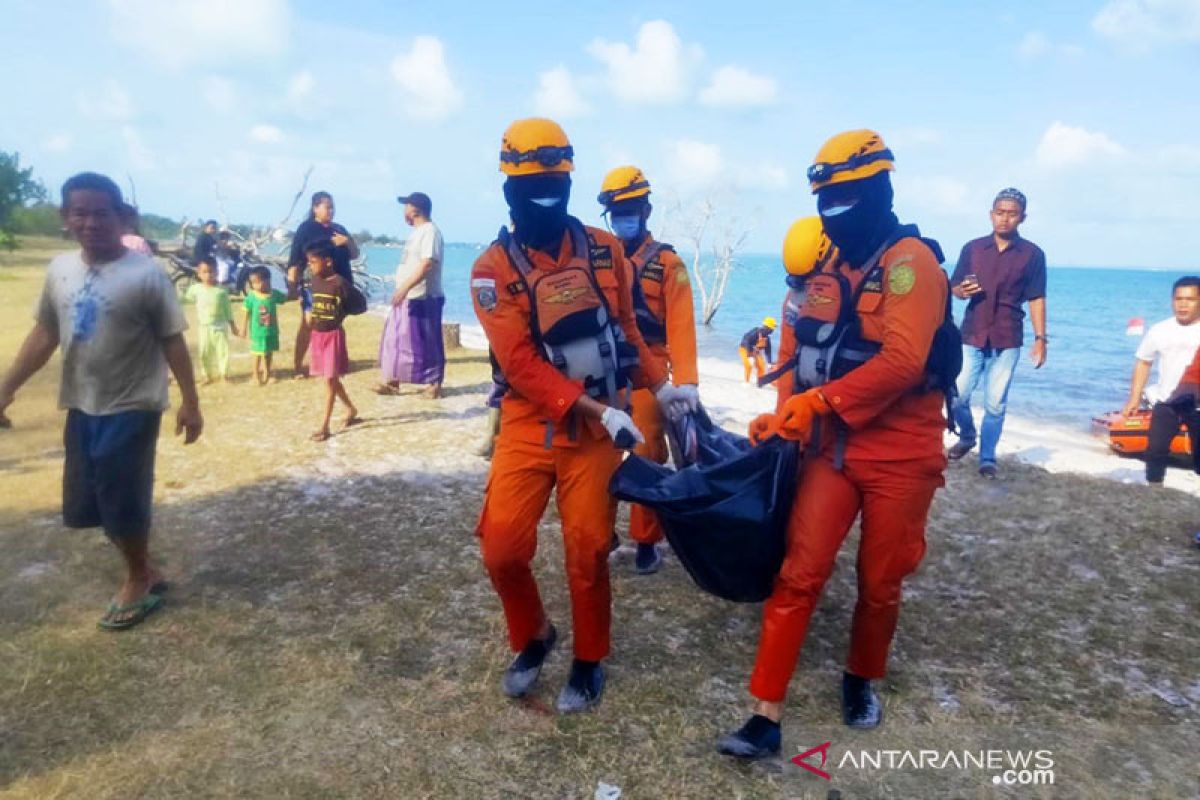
[951,345,1020,466]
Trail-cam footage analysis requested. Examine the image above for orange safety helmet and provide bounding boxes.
[597,165,651,207]
[782,216,834,276]
[807,130,894,193]
[500,118,575,176]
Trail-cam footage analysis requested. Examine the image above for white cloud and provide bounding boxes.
[1092,0,1200,52]
[43,133,73,153]
[1036,121,1126,169]
[662,140,788,193]
[588,20,703,105]
[106,0,290,68]
[389,36,463,121]
[121,125,155,170]
[899,176,972,215]
[1017,31,1053,60]
[76,79,135,122]
[666,139,724,188]
[202,77,237,113]
[698,65,778,108]
[737,162,790,191]
[534,66,590,118]
[888,127,944,149]
[287,70,314,102]
[249,124,285,144]
[1017,31,1086,60]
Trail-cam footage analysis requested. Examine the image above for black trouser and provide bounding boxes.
[1146,401,1200,483]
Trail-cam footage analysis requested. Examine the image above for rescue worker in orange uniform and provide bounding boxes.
[739,318,776,382]
[471,119,693,713]
[597,166,699,575]
[718,131,951,758]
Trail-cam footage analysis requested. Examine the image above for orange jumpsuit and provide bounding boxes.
[471,225,667,662]
[740,327,773,383]
[627,236,698,546]
[750,237,948,702]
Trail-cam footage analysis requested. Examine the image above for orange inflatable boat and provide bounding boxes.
[1091,409,1192,456]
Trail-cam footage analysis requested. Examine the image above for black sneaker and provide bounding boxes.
[841,672,882,730]
[634,543,663,574]
[501,624,557,698]
[947,440,975,460]
[716,714,781,759]
[978,463,998,480]
[556,659,606,713]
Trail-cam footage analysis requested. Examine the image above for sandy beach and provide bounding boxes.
[1,238,1198,798]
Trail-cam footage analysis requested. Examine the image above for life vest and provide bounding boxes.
[762,224,962,432]
[496,217,638,406]
[627,238,674,346]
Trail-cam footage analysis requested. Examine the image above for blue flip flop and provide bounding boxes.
[99,590,165,631]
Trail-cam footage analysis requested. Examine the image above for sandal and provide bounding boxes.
[310,430,330,442]
[98,591,164,631]
[341,416,364,431]
[371,384,400,396]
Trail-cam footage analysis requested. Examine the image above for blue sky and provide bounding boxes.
[3,0,1199,267]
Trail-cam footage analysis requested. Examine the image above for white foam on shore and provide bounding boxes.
[450,320,1200,495]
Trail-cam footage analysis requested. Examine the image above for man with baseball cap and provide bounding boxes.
[375,191,446,398]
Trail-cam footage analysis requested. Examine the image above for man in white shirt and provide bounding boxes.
[375,192,446,398]
[1122,276,1200,484]
[0,172,203,630]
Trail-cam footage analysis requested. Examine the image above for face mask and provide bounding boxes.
[610,215,642,240]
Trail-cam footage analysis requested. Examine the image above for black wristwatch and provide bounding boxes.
[1034,335,1048,343]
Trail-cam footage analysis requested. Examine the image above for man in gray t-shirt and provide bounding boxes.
[0,172,203,631]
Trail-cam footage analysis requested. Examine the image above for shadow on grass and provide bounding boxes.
[0,457,1198,797]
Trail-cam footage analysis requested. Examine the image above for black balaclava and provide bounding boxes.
[504,173,572,252]
[816,171,898,268]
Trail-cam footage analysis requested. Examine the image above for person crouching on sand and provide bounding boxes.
[305,240,361,441]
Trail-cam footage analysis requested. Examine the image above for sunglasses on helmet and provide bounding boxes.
[596,180,650,207]
[500,144,575,168]
[807,148,894,185]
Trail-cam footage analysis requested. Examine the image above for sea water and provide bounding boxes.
[362,243,1186,431]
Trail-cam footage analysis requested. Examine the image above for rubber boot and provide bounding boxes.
[716,714,781,759]
[475,407,501,459]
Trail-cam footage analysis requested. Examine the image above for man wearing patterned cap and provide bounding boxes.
[946,188,1048,479]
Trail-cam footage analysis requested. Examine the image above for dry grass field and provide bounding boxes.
[1,237,1197,799]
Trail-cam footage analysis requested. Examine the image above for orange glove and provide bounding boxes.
[748,413,781,445]
[778,388,831,444]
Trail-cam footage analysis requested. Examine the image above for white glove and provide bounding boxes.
[655,383,699,420]
[600,407,645,448]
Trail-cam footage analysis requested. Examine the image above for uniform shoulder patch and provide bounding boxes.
[887,263,916,295]
[472,276,498,311]
[675,268,689,285]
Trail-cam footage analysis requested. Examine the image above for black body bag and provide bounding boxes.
[610,406,799,603]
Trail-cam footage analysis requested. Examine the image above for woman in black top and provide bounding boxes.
[287,191,359,377]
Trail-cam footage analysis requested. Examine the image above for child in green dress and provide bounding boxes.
[182,259,238,384]
[240,267,289,385]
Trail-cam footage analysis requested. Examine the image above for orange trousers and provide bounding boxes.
[477,432,622,662]
[628,388,667,545]
[740,347,766,383]
[749,452,944,702]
